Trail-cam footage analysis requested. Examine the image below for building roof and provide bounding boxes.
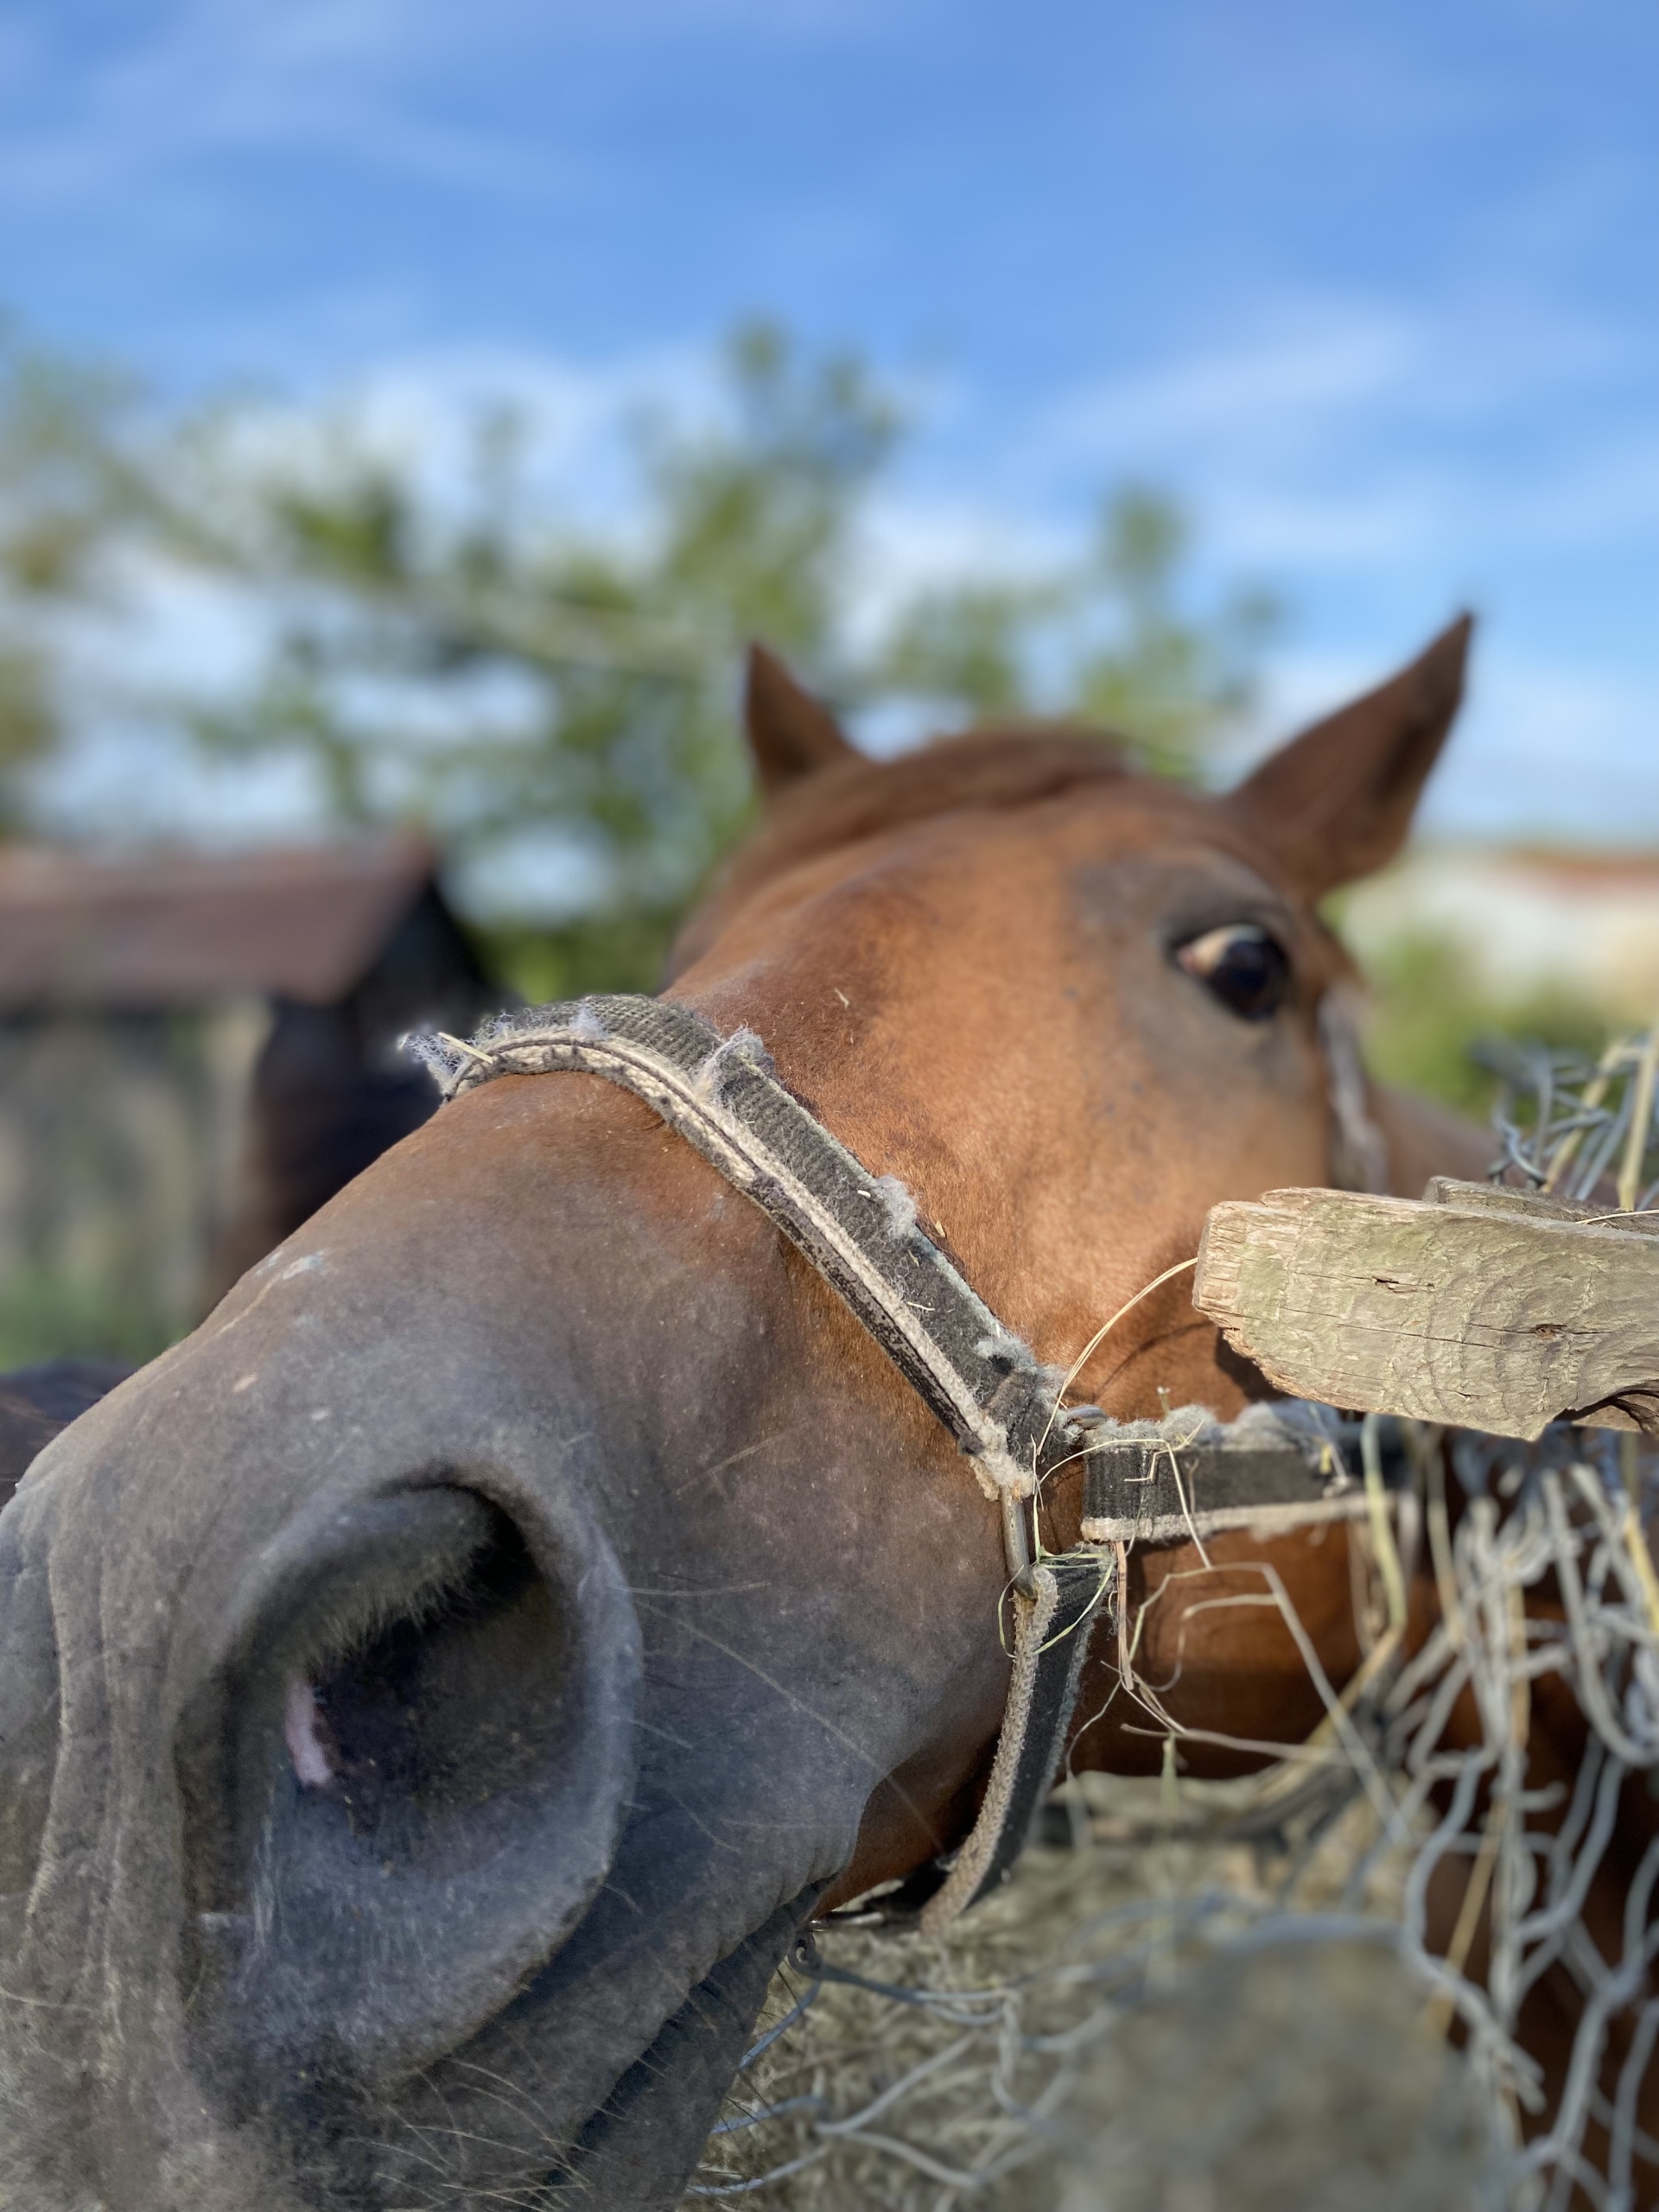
[1497,848,1659,896]
[0,837,442,1011]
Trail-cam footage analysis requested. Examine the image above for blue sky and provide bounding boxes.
[0,0,1653,842]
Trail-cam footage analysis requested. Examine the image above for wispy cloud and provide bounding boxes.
[0,1,572,207]
[988,278,1656,610]
[0,0,893,211]
[1034,309,1421,472]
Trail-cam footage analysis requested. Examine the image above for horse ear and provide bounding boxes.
[744,644,858,799]
[1228,613,1473,898]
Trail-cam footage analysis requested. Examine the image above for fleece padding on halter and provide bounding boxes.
[415,995,1395,1928]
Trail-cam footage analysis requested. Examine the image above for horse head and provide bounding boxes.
[0,619,1485,2209]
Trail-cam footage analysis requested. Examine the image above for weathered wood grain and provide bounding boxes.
[1194,1179,1659,1439]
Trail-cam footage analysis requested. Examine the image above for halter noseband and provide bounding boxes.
[417,995,1396,1930]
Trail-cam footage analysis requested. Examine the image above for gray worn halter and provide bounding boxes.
[417,994,1389,1931]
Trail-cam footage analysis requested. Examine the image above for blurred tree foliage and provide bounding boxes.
[0,329,142,832]
[1356,932,1608,1118]
[0,315,1618,1122]
[0,318,1282,994]
[880,486,1280,780]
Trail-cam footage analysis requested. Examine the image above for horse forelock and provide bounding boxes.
[672,725,1130,973]
[768,722,1132,850]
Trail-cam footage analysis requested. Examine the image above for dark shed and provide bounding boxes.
[0,839,496,1359]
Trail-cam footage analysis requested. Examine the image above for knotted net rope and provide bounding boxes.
[1483,1032,1659,1211]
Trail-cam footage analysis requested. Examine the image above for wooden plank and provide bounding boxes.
[1193,1179,1659,1439]
[1419,1176,1659,1236]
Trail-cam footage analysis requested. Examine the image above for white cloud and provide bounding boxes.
[845,491,1068,652]
[186,338,718,548]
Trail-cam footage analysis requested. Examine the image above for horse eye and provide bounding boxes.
[1175,924,1292,1020]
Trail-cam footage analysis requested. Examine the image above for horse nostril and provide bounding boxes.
[177,1476,640,2080]
[276,1498,569,1863]
[198,1491,570,1882]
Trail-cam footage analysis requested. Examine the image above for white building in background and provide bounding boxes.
[1341,847,1659,1020]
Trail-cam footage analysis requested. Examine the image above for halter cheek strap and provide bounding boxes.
[416,995,1394,1930]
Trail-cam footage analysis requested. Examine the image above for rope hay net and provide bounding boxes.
[685,1426,1659,2212]
[1481,1033,1659,1211]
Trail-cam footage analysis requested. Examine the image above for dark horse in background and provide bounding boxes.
[0,620,1647,2209]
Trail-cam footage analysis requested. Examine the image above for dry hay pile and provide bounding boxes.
[690,1824,1503,2212]
[685,1426,1659,2212]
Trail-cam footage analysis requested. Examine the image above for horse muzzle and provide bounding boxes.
[0,1403,644,2204]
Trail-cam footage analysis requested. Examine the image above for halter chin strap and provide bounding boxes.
[416,995,1395,1930]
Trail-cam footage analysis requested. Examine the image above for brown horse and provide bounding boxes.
[0,615,1600,2211]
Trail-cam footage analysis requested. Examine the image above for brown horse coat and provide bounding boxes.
[0,620,1529,2212]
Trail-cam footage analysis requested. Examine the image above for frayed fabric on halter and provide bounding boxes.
[415,995,1400,1928]
[415,995,1064,1510]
